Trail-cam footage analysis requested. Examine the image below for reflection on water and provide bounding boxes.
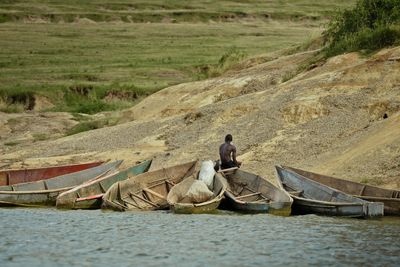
[0,208,399,267]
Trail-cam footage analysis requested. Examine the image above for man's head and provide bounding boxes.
[225,134,233,142]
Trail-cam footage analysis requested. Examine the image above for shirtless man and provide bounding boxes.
[219,134,242,170]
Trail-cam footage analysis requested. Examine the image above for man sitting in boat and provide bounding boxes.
[219,134,242,170]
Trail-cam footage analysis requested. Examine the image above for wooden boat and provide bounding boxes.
[0,160,122,207]
[0,161,103,186]
[56,160,152,209]
[167,173,227,214]
[102,161,198,211]
[275,165,384,217]
[283,166,400,215]
[220,168,293,216]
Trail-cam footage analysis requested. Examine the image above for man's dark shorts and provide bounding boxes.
[221,161,237,170]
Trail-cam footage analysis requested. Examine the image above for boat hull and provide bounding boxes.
[275,165,384,217]
[102,161,198,211]
[56,160,152,210]
[0,161,103,186]
[73,198,102,210]
[222,169,293,216]
[171,200,221,214]
[224,192,292,216]
[291,196,383,218]
[168,173,227,214]
[357,196,400,215]
[0,189,66,207]
[0,160,122,207]
[284,166,400,215]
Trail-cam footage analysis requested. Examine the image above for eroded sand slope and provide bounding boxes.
[1,47,399,188]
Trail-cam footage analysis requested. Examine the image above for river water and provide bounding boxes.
[0,208,399,267]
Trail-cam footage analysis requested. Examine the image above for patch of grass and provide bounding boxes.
[323,0,400,56]
[32,133,48,141]
[325,25,400,56]
[0,1,356,24]
[6,118,18,125]
[66,116,119,136]
[0,0,356,113]
[281,50,326,82]
[66,121,104,136]
[0,89,36,111]
[71,113,91,122]
[360,178,371,184]
[196,47,248,78]
[281,71,298,83]
[0,103,26,113]
[4,141,20,146]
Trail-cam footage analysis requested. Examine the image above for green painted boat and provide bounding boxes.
[167,173,227,214]
[0,160,122,207]
[56,160,152,209]
[102,161,198,211]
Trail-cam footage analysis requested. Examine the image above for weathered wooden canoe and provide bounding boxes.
[275,165,384,217]
[220,168,293,216]
[102,161,198,211]
[0,161,103,186]
[0,160,122,207]
[282,166,400,216]
[167,173,227,214]
[56,160,152,209]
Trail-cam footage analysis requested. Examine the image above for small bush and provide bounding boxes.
[33,133,48,141]
[0,103,26,113]
[324,0,400,56]
[4,141,20,146]
[66,121,104,136]
[196,47,247,78]
[0,89,36,111]
[70,100,115,114]
[218,47,247,70]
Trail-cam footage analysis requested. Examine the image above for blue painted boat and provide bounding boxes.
[275,165,384,217]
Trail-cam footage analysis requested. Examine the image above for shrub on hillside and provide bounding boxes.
[324,0,400,56]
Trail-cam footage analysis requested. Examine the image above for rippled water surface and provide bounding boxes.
[0,208,399,267]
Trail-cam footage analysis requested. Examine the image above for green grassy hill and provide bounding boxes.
[0,0,355,113]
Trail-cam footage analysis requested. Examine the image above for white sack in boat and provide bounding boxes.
[184,180,214,203]
[198,160,215,190]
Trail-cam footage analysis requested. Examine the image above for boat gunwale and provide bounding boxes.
[275,165,372,204]
[224,190,271,206]
[290,194,366,207]
[282,165,400,197]
[0,161,122,195]
[57,159,152,201]
[355,195,400,202]
[0,161,105,173]
[0,186,74,194]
